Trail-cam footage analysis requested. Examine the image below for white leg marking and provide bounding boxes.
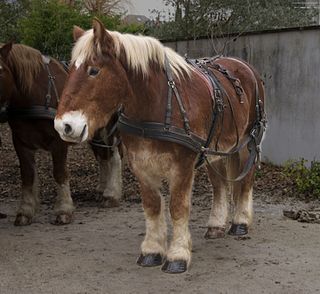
[54,182,74,215]
[97,156,108,193]
[141,196,167,256]
[167,170,193,266]
[207,184,229,228]
[233,187,253,225]
[17,172,40,218]
[167,218,192,265]
[102,148,122,202]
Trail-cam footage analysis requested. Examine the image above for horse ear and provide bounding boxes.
[0,42,13,59]
[92,18,113,48]
[73,26,85,42]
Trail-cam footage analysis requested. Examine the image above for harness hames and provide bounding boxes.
[118,56,267,181]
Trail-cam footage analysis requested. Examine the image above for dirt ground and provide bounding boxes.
[1,123,320,294]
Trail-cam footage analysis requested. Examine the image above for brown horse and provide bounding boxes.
[0,42,122,226]
[54,19,266,273]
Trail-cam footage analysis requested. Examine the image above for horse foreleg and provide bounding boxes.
[136,180,167,267]
[52,143,74,225]
[162,167,194,274]
[97,147,122,208]
[205,159,229,239]
[13,141,39,226]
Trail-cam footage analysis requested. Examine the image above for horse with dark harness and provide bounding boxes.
[117,56,267,181]
[0,56,114,148]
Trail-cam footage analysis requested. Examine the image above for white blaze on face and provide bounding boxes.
[75,58,83,70]
[54,110,89,143]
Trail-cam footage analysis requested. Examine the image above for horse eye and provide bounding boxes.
[88,66,100,77]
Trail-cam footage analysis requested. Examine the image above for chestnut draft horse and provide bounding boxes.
[0,42,122,226]
[54,19,266,273]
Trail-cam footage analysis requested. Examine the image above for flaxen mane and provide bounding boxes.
[71,29,193,78]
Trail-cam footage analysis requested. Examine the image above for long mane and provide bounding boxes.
[5,44,44,94]
[71,29,193,78]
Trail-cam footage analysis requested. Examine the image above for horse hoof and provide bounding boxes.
[228,223,248,236]
[137,253,163,267]
[204,227,225,239]
[161,260,187,274]
[101,197,120,208]
[0,212,7,219]
[53,214,73,225]
[14,214,32,226]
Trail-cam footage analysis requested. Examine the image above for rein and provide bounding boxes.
[117,56,266,181]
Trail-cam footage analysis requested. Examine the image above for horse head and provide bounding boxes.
[55,19,131,143]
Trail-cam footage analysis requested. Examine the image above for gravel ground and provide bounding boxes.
[1,123,320,294]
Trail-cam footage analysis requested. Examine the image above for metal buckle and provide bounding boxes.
[250,127,257,139]
[168,80,175,88]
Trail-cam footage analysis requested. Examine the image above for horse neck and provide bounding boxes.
[9,60,66,108]
[124,69,169,122]
[8,69,43,107]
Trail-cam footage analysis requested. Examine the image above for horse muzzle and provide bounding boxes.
[54,110,89,143]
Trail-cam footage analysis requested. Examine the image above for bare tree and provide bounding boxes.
[81,0,130,16]
[59,0,131,15]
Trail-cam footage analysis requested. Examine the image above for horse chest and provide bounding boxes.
[126,142,174,179]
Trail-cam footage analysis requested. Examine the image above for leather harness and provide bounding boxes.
[117,56,267,180]
[0,56,62,122]
[0,56,112,149]
[0,54,266,180]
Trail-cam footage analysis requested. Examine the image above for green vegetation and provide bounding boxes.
[0,0,144,59]
[284,159,320,199]
[0,0,318,57]
[148,0,318,40]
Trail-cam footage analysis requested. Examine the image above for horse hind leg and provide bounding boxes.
[205,158,230,239]
[97,146,122,208]
[13,141,40,226]
[52,144,74,225]
[228,151,254,236]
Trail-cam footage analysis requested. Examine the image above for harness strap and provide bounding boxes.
[164,56,190,134]
[210,62,244,103]
[7,106,56,120]
[117,56,266,182]
[90,137,121,149]
[118,113,205,153]
[89,118,120,149]
[186,58,225,168]
[42,55,60,108]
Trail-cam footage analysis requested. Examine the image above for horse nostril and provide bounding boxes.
[64,123,72,135]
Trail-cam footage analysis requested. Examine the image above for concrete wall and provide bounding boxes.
[164,27,320,165]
